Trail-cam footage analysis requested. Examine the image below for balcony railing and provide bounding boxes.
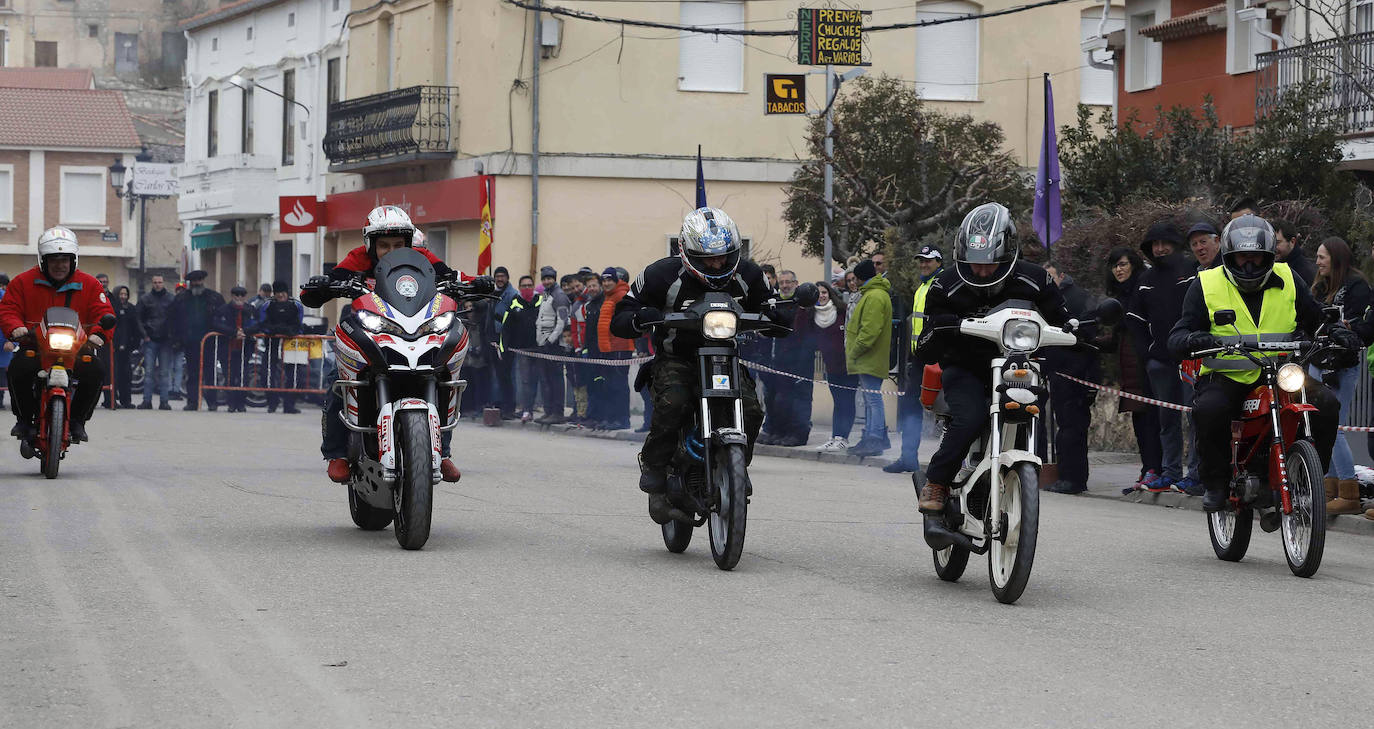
[1256,31,1374,134]
[323,85,457,169]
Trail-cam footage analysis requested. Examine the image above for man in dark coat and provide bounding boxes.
[259,281,305,414]
[211,286,262,412]
[136,274,175,409]
[169,270,225,411]
[1041,264,1099,494]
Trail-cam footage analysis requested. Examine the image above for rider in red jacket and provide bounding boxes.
[0,226,115,444]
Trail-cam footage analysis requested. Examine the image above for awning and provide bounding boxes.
[190,223,234,251]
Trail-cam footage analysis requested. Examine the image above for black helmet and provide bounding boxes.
[1219,214,1277,293]
[954,202,1018,292]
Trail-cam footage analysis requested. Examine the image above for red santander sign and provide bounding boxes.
[279,196,323,233]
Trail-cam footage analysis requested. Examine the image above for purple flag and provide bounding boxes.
[695,145,707,209]
[1032,73,1061,249]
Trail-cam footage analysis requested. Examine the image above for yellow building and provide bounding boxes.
[324,0,1119,282]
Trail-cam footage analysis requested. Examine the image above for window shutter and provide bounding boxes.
[679,1,744,92]
[0,168,13,224]
[1080,15,1124,106]
[915,2,979,101]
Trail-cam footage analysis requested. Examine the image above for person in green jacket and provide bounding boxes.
[845,259,893,457]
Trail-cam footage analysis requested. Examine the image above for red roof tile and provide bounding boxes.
[0,67,95,90]
[1140,5,1227,42]
[181,0,288,31]
[0,88,142,150]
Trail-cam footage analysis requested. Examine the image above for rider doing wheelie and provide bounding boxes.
[914,202,1073,513]
[0,226,115,445]
[610,207,786,524]
[1167,214,1359,512]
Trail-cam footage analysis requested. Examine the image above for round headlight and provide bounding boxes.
[1001,319,1041,351]
[702,311,738,340]
[1277,362,1306,393]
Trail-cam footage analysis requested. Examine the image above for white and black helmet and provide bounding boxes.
[38,226,79,279]
[954,202,1018,292]
[1219,214,1277,293]
[679,207,742,289]
[363,204,416,257]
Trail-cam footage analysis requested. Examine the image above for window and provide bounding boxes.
[1126,11,1162,91]
[88,25,99,38]
[281,69,295,166]
[60,168,107,228]
[211,37,218,52]
[207,89,219,157]
[115,32,138,74]
[1359,0,1374,33]
[1080,10,1125,106]
[241,85,254,154]
[915,2,980,102]
[333,0,340,11]
[288,12,295,27]
[0,30,7,67]
[424,228,448,261]
[678,2,744,92]
[246,26,254,41]
[0,164,14,226]
[379,15,394,90]
[326,57,341,106]
[35,40,57,67]
[1227,0,1271,74]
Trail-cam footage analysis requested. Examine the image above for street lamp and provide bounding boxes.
[227,74,312,131]
[109,150,155,295]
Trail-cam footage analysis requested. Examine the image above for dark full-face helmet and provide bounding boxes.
[1219,214,1277,293]
[954,202,1018,292]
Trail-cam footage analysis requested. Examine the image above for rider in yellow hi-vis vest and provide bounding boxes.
[887,244,944,474]
[1168,215,1360,512]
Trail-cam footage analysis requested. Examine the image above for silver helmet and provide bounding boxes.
[679,207,742,289]
[954,202,1018,292]
[1219,214,1276,293]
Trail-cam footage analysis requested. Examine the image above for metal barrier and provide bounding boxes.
[198,333,332,400]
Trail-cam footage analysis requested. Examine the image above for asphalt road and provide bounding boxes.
[2,410,1371,729]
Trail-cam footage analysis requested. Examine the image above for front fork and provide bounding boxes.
[1267,384,1294,515]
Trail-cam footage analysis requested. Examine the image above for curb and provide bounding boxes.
[1073,485,1374,538]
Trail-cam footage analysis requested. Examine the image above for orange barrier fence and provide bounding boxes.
[197,333,332,397]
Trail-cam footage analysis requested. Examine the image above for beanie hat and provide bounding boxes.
[854,259,877,282]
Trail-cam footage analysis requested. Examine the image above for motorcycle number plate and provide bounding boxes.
[712,375,730,389]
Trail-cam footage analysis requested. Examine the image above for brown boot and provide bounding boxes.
[918,482,949,513]
[1365,508,1374,521]
[1324,477,1339,502]
[1327,478,1363,516]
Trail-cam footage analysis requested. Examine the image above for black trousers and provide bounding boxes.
[7,351,105,425]
[494,350,516,415]
[640,357,763,482]
[1191,373,1339,490]
[926,364,990,486]
[539,348,565,416]
[263,342,298,411]
[1049,374,1093,487]
[460,364,492,414]
[113,345,134,405]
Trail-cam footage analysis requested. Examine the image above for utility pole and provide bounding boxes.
[821,67,866,283]
[530,0,542,276]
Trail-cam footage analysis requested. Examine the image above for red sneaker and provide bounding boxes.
[440,458,462,483]
[327,458,351,483]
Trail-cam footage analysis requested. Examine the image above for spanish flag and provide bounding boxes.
[477,175,493,275]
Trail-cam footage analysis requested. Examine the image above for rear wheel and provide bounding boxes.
[661,520,693,553]
[348,487,392,531]
[393,410,435,550]
[988,462,1039,604]
[1208,505,1253,562]
[42,399,64,480]
[708,444,750,571]
[1282,440,1325,577]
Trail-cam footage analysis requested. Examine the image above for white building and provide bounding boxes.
[178,0,349,296]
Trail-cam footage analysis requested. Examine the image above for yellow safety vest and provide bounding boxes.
[910,277,935,352]
[1198,262,1298,385]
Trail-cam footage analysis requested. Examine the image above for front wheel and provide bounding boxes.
[393,410,435,550]
[708,444,750,570]
[988,462,1039,604]
[1281,440,1325,577]
[42,399,64,480]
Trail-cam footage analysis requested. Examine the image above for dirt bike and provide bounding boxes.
[16,308,117,478]
[922,299,1115,604]
[646,286,814,571]
[1190,308,1345,578]
[303,248,492,550]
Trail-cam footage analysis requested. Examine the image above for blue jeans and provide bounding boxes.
[1311,364,1358,479]
[896,385,924,466]
[828,373,858,439]
[140,340,172,404]
[1146,359,1198,482]
[857,374,888,445]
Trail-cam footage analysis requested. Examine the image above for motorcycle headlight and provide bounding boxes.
[1001,319,1041,351]
[421,312,455,335]
[47,330,77,352]
[1277,362,1306,393]
[702,311,738,340]
[356,310,401,335]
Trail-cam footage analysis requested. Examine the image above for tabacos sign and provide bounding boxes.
[279,196,324,233]
[765,74,807,115]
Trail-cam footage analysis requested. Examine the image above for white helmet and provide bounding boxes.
[679,207,743,289]
[38,226,79,278]
[412,229,427,248]
[363,204,415,257]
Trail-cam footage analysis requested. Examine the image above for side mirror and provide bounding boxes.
[1323,306,1342,324]
[98,314,117,330]
[793,282,820,308]
[1213,309,1237,327]
[1095,297,1123,325]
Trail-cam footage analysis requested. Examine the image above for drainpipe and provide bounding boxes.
[530,1,542,276]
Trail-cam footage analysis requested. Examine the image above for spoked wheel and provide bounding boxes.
[988,462,1039,604]
[661,520,693,553]
[42,399,64,480]
[1281,440,1325,577]
[932,544,970,582]
[1208,504,1253,562]
[348,487,393,531]
[708,444,750,570]
[392,410,435,550]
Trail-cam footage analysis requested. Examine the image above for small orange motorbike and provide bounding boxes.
[16,306,115,478]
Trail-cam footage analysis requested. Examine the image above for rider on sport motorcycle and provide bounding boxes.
[0,226,115,444]
[301,204,478,484]
[610,207,788,524]
[1167,214,1359,512]
[914,202,1073,514]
